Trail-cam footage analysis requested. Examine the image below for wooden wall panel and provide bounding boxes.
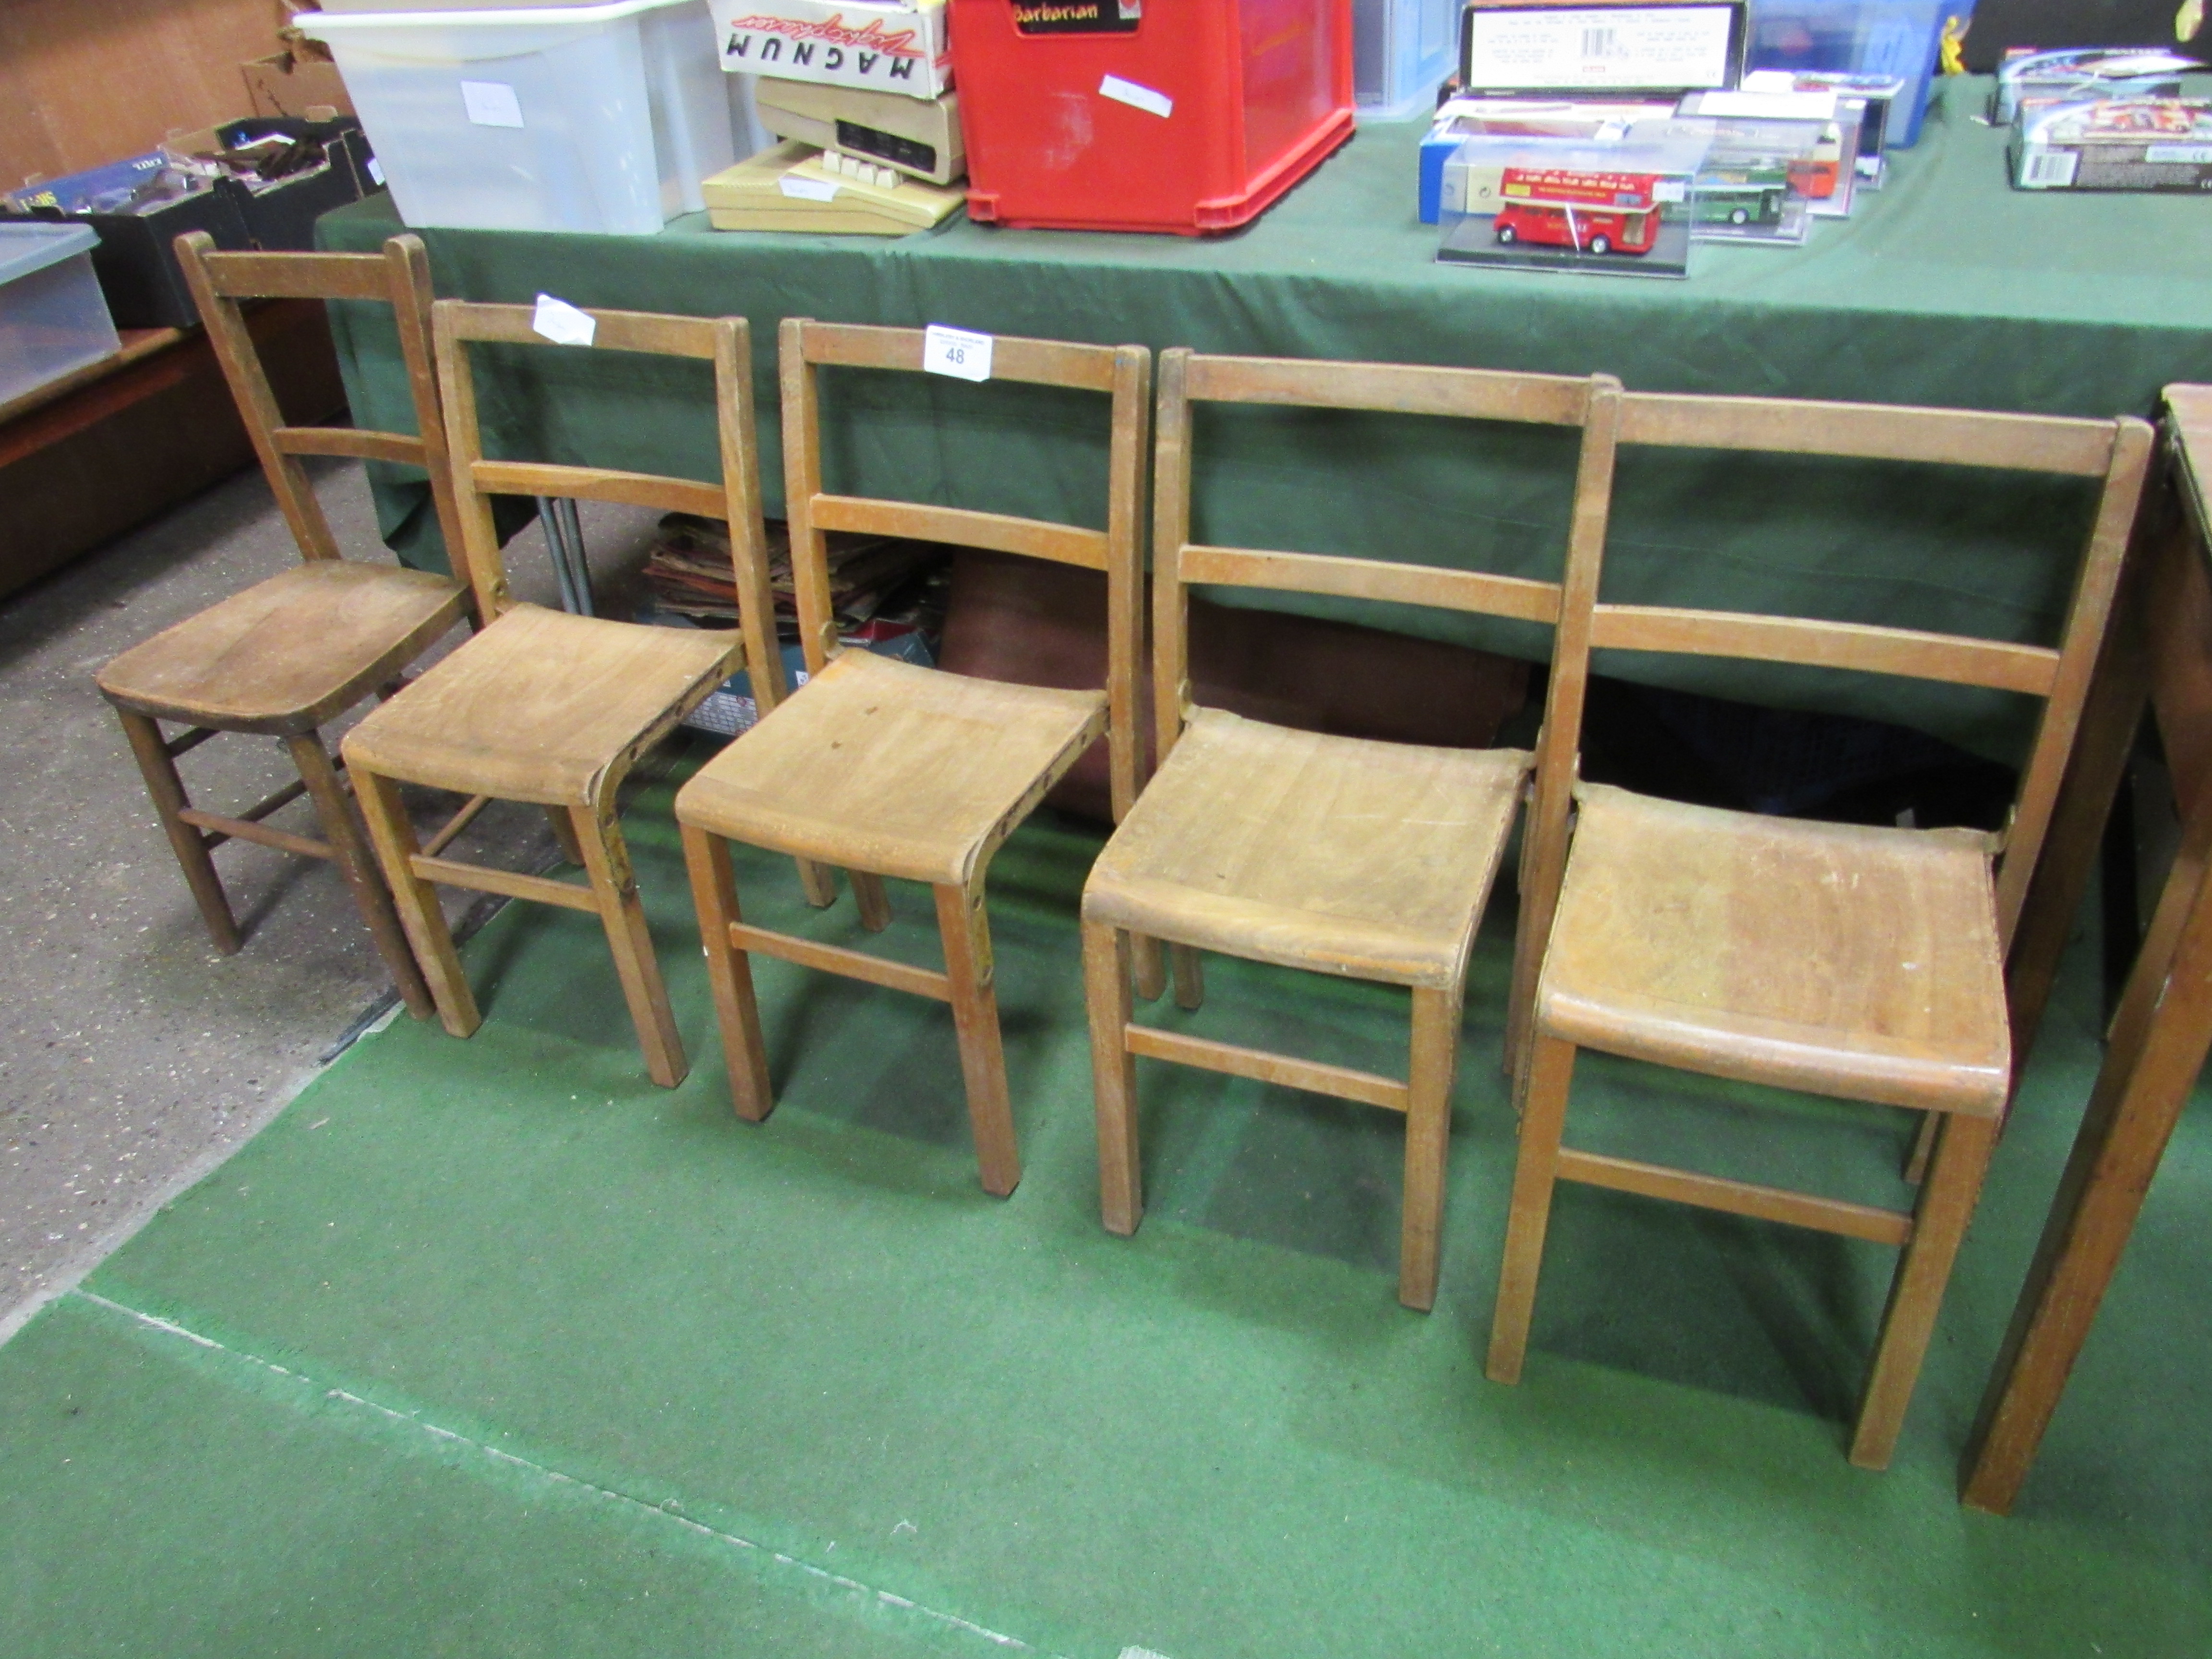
[0,0,297,190]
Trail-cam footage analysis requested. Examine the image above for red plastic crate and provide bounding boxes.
[949,0,1355,234]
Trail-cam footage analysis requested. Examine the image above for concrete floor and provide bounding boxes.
[0,458,662,1336]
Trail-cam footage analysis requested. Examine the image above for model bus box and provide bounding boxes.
[719,0,952,100]
[1631,113,1830,242]
[1991,48,2203,127]
[2011,97,2212,191]
[1418,94,1674,220]
[1677,86,1858,216]
[1439,131,1709,276]
[1740,67,1902,183]
[756,79,963,182]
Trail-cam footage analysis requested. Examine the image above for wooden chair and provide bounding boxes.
[1484,391,2154,1467]
[674,319,1153,1196]
[1082,351,1623,1310]
[96,231,472,1016]
[341,302,795,1087]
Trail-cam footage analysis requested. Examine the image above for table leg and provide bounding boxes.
[1961,804,2212,1513]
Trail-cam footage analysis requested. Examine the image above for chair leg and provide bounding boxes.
[1400,984,1463,1312]
[352,764,481,1039]
[1902,1110,1939,1184]
[572,799,687,1089]
[283,731,435,1022]
[544,806,586,866]
[680,823,775,1121]
[853,871,893,932]
[1131,934,1166,1002]
[1083,919,1142,1234]
[1849,1111,2000,1470]
[935,881,1020,1197]
[1486,1033,1578,1383]
[795,857,839,910]
[116,709,240,953]
[1170,943,1205,1011]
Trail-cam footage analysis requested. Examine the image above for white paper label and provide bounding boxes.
[1463,6,1735,92]
[531,294,597,348]
[1740,69,1798,94]
[1651,179,1687,203]
[779,173,840,201]
[1099,74,1173,119]
[2145,144,2212,164]
[923,324,992,383]
[1691,89,1839,120]
[365,156,385,186]
[461,80,525,129]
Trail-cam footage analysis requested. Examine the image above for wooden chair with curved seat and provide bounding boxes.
[96,230,472,1016]
[674,319,1154,1196]
[1081,351,1623,1310]
[342,301,802,1087]
[1484,391,2154,1467]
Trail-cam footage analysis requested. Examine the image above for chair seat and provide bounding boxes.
[1082,708,1529,988]
[1537,783,2009,1116]
[96,562,466,735]
[342,602,736,805]
[674,649,1106,886]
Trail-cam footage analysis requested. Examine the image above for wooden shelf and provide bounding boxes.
[0,328,183,431]
[0,299,345,602]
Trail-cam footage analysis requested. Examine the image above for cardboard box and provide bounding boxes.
[2012,97,2212,191]
[171,117,381,251]
[719,0,952,100]
[702,139,962,232]
[241,49,357,120]
[755,79,962,182]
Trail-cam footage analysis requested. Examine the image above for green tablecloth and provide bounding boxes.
[319,76,2212,759]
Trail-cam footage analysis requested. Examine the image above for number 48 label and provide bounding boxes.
[924,324,993,383]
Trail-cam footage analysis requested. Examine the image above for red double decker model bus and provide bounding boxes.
[1492,167,1666,256]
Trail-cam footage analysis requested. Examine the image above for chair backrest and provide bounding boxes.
[431,300,787,712]
[1601,391,2155,947]
[1154,349,1623,931]
[780,318,1152,821]
[175,229,467,586]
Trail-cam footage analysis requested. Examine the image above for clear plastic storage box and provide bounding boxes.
[1356,0,1459,121]
[294,0,756,234]
[1746,0,1948,145]
[0,223,121,409]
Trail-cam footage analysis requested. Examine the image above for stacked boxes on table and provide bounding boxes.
[1994,48,2212,192]
[702,0,968,232]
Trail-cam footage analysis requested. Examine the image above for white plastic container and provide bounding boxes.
[1355,0,1458,122]
[0,224,121,409]
[295,0,754,233]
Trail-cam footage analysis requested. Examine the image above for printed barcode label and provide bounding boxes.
[1581,25,1618,58]
[2020,147,2079,188]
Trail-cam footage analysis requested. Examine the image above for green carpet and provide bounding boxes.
[4,766,2207,1657]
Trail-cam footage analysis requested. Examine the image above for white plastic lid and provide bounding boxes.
[296,0,700,34]
[0,221,100,288]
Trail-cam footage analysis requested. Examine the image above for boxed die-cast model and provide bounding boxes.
[1492,166,1669,254]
